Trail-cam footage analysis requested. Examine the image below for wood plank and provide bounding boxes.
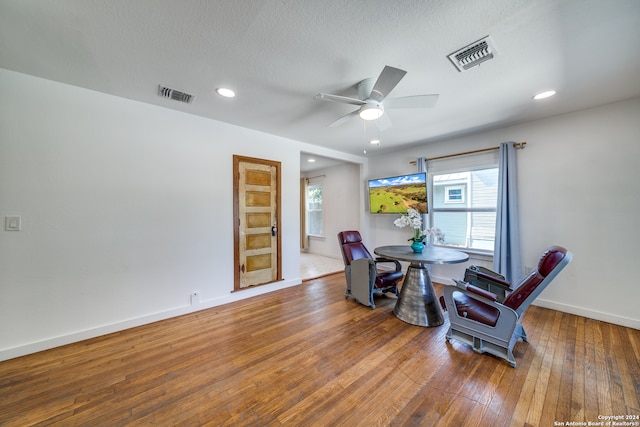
[572,316,587,420]
[246,253,271,271]
[245,169,271,186]
[539,310,567,426]
[623,328,640,413]
[555,312,577,422]
[0,275,638,425]
[511,306,554,426]
[245,190,271,207]
[526,308,562,426]
[246,212,271,228]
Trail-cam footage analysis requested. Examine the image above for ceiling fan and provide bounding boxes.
[314,65,439,129]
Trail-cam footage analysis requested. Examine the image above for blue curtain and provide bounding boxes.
[416,157,432,272]
[416,157,428,227]
[493,142,522,282]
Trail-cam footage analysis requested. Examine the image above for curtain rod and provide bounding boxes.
[306,174,326,180]
[409,141,526,164]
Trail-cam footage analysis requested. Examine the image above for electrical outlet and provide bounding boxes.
[190,292,200,305]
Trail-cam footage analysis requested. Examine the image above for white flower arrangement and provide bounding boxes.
[394,208,444,243]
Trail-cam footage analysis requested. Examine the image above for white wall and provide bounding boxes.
[366,97,640,329]
[2,68,637,362]
[302,162,361,259]
[0,69,366,361]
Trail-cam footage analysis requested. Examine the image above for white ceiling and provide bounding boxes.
[300,152,347,173]
[2,0,640,161]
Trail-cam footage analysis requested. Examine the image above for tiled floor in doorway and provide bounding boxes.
[300,252,344,280]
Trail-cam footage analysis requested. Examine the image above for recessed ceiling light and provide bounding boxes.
[369,139,380,145]
[216,88,235,98]
[307,158,315,163]
[533,90,556,100]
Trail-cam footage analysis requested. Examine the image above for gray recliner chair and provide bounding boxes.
[337,230,403,309]
[441,246,572,367]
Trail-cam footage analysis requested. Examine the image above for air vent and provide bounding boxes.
[158,85,194,103]
[448,36,497,72]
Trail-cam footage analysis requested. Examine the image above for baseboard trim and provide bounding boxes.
[0,278,302,362]
[432,274,639,330]
[533,298,639,330]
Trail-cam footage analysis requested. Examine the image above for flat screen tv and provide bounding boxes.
[368,172,428,214]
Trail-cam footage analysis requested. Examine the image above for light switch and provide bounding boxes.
[5,216,21,231]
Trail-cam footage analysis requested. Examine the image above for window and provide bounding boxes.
[444,185,465,203]
[306,183,323,237]
[428,151,499,252]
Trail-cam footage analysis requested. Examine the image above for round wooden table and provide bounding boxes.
[374,245,469,327]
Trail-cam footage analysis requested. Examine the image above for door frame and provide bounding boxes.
[233,155,282,291]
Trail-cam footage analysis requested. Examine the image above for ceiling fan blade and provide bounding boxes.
[369,66,407,102]
[328,110,359,127]
[314,93,366,106]
[385,94,439,109]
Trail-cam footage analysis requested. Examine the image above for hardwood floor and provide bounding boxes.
[1,273,639,426]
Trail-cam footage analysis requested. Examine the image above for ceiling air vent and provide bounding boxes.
[158,85,193,103]
[448,36,497,72]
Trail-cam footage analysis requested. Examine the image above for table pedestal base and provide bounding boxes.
[393,263,444,327]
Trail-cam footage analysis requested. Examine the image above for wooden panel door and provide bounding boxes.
[233,155,282,290]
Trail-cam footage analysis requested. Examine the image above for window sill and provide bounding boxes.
[464,250,493,262]
[435,245,493,262]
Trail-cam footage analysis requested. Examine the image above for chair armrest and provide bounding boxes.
[465,285,498,302]
[453,279,468,289]
[451,280,498,301]
[374,257,402,272]
[350,258,376,307]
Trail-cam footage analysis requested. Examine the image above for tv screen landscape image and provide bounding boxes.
[368,172,428,214]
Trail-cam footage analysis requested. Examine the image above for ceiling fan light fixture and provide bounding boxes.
[359,103,383,120]
[315,65,438,128]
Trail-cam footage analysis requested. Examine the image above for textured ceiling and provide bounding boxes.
[2,0,640,162]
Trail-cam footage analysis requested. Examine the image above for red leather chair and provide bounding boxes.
[441,246,572,367]
[338,231,403,308]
